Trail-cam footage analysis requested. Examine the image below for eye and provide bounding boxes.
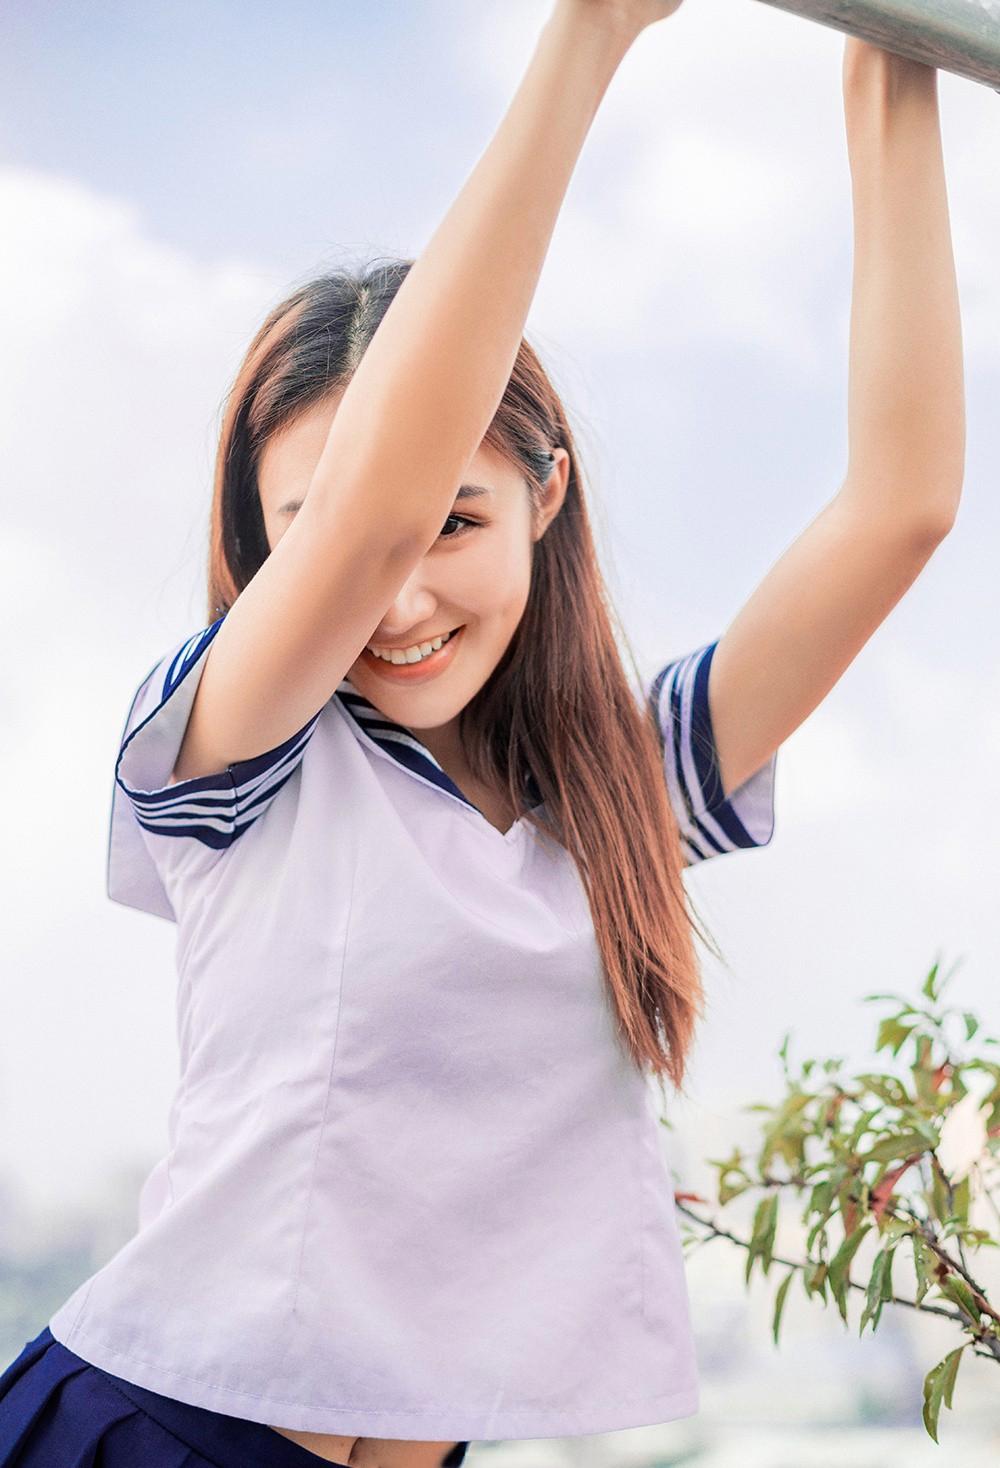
[438,513,481,541]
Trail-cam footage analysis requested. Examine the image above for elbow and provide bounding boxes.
[916,437,967,541]
[839,473,963,547]
[918,477,963,543]
[905,499,959,551]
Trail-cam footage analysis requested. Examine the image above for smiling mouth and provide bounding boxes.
[365,625,463,664]
[361,624,466,679]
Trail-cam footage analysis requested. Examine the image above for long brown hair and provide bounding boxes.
[206,258,721,1095]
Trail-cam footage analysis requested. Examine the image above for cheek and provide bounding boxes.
[462,528,532,621]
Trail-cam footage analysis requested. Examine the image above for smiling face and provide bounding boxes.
[256,391,569,768]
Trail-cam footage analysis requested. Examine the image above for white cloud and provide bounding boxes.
[0,165,290,1209]
[454,0,1000,375]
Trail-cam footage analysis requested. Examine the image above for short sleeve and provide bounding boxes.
[107,616,323,921]
[646,639,777,868]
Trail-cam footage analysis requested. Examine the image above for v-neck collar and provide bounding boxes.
[334,679,543,838]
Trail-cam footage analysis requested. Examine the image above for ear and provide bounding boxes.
[532,447,571,541]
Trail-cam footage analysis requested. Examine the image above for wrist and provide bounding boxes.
[548,0,644,57]
[843,39,938,105]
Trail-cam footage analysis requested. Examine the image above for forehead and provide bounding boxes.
[256,393,523,510]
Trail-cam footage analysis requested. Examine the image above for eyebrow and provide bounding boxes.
[277,482,494,516]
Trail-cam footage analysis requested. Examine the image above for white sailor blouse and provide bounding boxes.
[48,615,777,1443]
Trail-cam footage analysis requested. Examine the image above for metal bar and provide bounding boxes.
[750,0,1000,92]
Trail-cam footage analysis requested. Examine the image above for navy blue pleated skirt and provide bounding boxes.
[0,1325,470,1467]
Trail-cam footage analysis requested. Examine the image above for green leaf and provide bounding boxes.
[881,1244,896,1302]
[758,1090,812,1175]
[921,959,941,1002]
[859,1246,894,1334]
[877,1216,913,1246]
[802,1259,828,1302]
[718,1173,753,1205]
[847,1106,885,1151]
[855,1073,910,1108]
[706,1146,746,1171]
[772,1266,796,1345]
[911,1234,933,1306]
[953,1227,998,1248]
[827,1222,872,1324]
[910,1115,944,1146]
[938,1273,981,1323]
[963,1011,980,1040]
[930,1161,951,1223]
[859,1248,884,1334]
[912,1038,942,1106]
[806,1214,828,1255]
[857,1131,928,1167]
[807,1177,835,1219]
[951,1174,971,1225]
[745,1193,780,1283]
[876,1017,916,1057]
[922,1345,965,1443]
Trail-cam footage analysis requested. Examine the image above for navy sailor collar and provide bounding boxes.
[334,680,543,815]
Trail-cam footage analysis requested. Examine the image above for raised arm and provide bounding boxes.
[314,0,680,546]
[173,0,676,783]
[838,40,965,521]
[707,38,965,800]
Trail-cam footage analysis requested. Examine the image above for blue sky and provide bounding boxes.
[0,1,483,266]
[1,0,998,1217]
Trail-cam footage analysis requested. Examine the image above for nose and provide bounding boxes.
[372,564,439,643]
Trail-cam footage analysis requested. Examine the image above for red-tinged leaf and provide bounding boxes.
[870,1158,919,1221]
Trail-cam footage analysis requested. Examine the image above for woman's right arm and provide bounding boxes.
[172,1,663,782]
[317,1,640,536]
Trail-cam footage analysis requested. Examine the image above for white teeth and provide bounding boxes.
[368,628,456,664]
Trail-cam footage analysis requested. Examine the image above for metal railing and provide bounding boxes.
[752,0,1000,91]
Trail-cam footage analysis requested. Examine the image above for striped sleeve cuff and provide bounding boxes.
[647,640,777,867]
[115,618,322,850]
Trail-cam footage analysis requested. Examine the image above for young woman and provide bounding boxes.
[0,0,964,1464]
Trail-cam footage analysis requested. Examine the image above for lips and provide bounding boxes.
[366,626,460,662]
[360,624,465,683]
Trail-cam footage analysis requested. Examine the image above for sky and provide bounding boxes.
[1,0,998,1222]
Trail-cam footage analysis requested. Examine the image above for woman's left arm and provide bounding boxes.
[708,38,965,800]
